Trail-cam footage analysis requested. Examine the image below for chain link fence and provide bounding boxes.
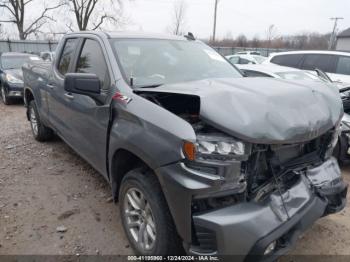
[0,40,58,54]
[0,39,292,57]
[213,47,293,57]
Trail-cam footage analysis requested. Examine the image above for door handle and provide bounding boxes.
[64,93,74,100]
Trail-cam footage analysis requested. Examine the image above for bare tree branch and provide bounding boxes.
[23,2,65,38]
[0,0,64,39]
[266,24,278,49]
[168,0,187,35]
[65,0,123,31]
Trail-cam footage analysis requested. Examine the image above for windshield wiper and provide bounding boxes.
[340,86,350,93]
[129,76,164,89]
[315,68,333,83]
[135,83,164,89]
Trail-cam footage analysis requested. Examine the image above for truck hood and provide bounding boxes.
[136,77,343,144]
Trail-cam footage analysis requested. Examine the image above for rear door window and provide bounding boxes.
[270,54,304,68]
[58,38,78,75]
[229,57,239,64]
[300,54,335,72]
[336,56,350,75]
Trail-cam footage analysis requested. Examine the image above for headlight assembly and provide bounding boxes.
[341,114,350,130]
[6,74,23,84]
[324,123,341,159]
[183,134,247,162]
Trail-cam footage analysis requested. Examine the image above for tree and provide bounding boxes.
[0,0,64,40]
[169,0,187,35]
[236,34,247,47]
[64,0,124,31]
[266,24,278,48]
[251,35,260,48]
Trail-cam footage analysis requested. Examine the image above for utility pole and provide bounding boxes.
[329,17,343,50]
[212,0,219,43]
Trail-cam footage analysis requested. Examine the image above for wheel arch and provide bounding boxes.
[110,148,158,202]
[24,87,35,105]
[24,88,35,120]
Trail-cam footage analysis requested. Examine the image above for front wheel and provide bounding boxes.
[28,100,54,142]
[119,168,183,255]
[1,86,11,105]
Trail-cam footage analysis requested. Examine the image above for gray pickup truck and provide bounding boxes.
[22,31,347,260]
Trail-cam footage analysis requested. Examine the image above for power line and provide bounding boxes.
[329,17,343,50]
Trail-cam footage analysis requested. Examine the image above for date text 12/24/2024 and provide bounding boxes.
[127,256,220,261]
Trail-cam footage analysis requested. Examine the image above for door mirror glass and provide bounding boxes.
[64,73,101,96]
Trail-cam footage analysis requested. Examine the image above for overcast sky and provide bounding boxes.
[0,0,349,40]
[122,0,350,39]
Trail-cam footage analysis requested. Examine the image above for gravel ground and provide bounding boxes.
[0,101,350,257]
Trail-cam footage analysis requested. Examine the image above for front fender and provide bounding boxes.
[108,93,197,171]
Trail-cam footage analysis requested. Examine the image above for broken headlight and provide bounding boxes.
[324,123,341,159]
[183,134,247,162]
[341,114,350,130]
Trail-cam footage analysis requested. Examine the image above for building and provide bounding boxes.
[336,28,350,51]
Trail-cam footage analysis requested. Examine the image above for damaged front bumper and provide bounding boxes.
[337,116,350,163]
[157,158,347,260]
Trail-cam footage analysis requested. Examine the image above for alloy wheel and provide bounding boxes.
[29,107,39,136]
[123,188,157,252]
[1,87,7,104]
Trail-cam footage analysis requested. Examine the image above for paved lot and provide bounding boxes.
[1,101,350,256]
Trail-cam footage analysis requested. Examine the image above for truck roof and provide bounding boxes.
[65,31,189,41]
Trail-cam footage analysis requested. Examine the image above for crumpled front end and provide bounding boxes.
[156,126,347,260]
[139,77,346,260]
[158,154,347,260]
[191,158,347,258]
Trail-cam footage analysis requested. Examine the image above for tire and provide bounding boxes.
[119,168,183,255]
[1,86,11,105]
[28,100,54,142]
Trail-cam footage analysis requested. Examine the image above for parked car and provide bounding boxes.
[226,54,266,65]
[265,50,350,85]
[236,64,323,80]
[236,51,261,55]
[0,52,41,105]
[237,63,350,164]
[22,31,347,260]
[40,51,55,62]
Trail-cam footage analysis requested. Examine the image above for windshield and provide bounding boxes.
[276,71,322,81]
[110,39,242,87]
[1,55,40,70]
[253,56,267,64]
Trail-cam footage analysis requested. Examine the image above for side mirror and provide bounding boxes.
[64,73,101,96]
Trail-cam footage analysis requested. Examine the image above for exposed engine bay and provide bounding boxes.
[138,90,347,217]
[137,91,201,122]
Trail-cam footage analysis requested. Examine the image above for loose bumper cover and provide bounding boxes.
[158,158,347,260]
